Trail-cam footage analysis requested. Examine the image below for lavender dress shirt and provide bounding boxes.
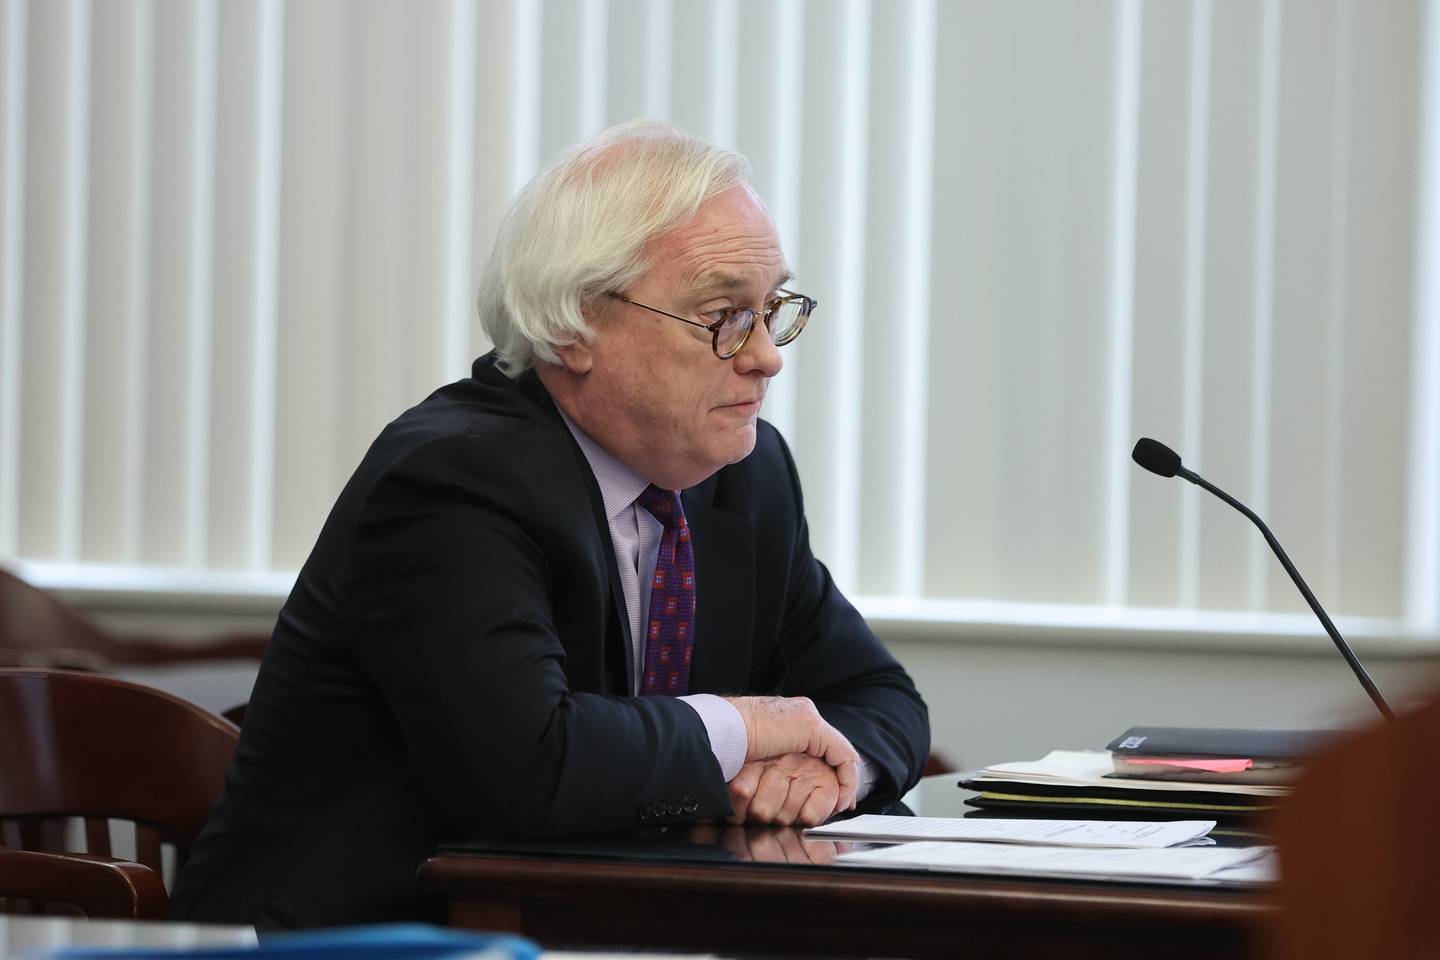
[560,411,874,798]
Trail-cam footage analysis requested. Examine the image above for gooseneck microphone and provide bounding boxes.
[1132,437,1394,722]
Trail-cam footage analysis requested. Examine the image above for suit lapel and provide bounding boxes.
[516,368,633,694]
[577,450,636,695]
[683,477,755,693]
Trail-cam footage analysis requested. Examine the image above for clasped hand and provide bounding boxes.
[723,696,858,827]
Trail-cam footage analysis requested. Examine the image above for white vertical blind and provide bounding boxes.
[669,0,736,148]
[1127,0,1192,611]
[1103,0,1141,608]
[272,0,345,569]
[19,0,89,563]
[858,0,935,598]
[732,0,801,442]
[3,0,1439,638]
[207,0,282,570]
[143,0,215,569]
[922,0,1001,603]
[82,0,151,565]
[1411,0,1440,629]
[793,0,869,591]
[1246,0,1280,616]
[1332,0,1422,619]
[1194,0,1264,613]
[0,0,29,560]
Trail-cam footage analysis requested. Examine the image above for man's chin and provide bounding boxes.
[675,429,758,489]
[721,425,758,465]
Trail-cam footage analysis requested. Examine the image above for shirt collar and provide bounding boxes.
[557,408,652,522]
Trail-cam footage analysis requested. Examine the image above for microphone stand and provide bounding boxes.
[1175,465,1395,723]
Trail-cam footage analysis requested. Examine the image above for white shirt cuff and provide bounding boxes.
[854,751,880,803]
[677,693,747,782]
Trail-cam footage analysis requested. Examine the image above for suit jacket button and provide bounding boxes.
[682,794,699,814]
[667,797,684,817]
[638,801,652,821]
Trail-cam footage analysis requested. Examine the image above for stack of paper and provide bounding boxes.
[809,813,1273,886]
[806,815,1218,848]
[960,750,1287,819]
[836,841,1276,884]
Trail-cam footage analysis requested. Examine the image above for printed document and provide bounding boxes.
[837,841,1273,883]
[807,815,1216,848]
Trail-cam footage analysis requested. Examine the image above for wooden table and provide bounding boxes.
[419,779,1272,958]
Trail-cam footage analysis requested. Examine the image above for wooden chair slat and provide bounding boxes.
[136,825,163,874]
[0,669,240,919]
[39,818,67,854]
[84,817,111,857]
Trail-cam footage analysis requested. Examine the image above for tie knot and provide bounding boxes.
[637,485,685,529]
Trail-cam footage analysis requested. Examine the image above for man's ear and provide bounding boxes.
[558,300,607,374]
[555,337,593,374]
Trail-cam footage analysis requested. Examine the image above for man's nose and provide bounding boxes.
[734,319,783,377]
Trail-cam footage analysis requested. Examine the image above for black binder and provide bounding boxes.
[1105,727,1330,760]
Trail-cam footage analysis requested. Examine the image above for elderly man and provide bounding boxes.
[170,121,928,929]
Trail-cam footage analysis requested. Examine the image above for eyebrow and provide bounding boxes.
[691,269,795,294]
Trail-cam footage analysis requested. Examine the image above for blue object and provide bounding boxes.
[42,924,539,960]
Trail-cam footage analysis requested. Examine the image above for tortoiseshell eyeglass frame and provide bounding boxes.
[608,289,816,359]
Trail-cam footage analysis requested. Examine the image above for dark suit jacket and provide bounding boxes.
[169,353,929,929]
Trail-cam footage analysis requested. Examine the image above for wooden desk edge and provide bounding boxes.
[418,851,1271,919]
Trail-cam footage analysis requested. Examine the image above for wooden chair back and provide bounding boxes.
[1268,692,1440,958]
[0,568,270,668]
[0,570,114,670]
[0,668,239,915]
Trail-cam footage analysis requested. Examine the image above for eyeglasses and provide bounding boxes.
[609,288,816,360]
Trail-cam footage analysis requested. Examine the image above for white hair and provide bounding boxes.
[477,120,752,377]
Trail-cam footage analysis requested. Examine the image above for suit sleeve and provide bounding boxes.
[768,429,931,806]
[342,435,732,837]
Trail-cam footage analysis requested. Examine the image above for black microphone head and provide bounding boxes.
[1133,437,1182,478]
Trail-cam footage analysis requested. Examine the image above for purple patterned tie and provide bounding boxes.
[637,485,695,696]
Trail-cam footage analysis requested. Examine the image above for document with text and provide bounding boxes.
[807,815,1217,848]
[836,840,1273,883]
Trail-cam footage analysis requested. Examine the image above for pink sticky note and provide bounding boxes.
[1124,757,1254,774]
